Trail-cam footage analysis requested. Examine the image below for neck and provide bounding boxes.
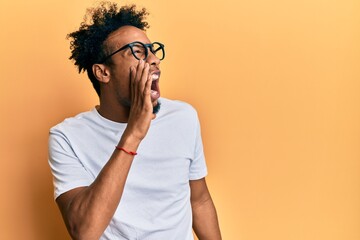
[97,95,130,123]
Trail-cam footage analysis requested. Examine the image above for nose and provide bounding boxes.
[146,50,161,66]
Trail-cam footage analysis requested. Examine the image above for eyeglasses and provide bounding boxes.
[101,41,165,63]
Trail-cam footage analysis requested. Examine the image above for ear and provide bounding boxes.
[92,64,110,83]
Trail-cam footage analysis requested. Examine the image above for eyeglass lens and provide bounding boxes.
[131,42,164,60]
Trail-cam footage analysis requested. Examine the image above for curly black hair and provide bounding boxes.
[67,1,149,96]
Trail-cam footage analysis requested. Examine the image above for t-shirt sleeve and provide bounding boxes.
[189,115,208,180]
[48,128,93,200]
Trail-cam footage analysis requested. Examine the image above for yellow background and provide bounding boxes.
[0,0,359,239]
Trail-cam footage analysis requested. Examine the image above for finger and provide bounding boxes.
[134,59,144,83]
[129,66,136,101]
[131,60,144,104]
[144,72,152,96]
[139,63,150,93]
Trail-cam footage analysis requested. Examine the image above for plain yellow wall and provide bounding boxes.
[0,0,359,239]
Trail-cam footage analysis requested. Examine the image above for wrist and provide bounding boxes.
[118,130,141,152]
[115,146,137,155]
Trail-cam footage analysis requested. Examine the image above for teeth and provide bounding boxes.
[152,74,159,80]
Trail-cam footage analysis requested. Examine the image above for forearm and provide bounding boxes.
[192,197,222,240]
[60,136,140,240]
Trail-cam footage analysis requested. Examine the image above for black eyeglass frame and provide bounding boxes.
[100,41,165,63]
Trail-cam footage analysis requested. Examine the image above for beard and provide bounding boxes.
[153,100,161,114]
[116,93,161,115]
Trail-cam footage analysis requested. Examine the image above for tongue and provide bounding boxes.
[151,90,159,101]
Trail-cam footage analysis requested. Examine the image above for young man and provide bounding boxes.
[48,2,221,239]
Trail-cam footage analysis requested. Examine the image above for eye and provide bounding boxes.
[132,45,145,52]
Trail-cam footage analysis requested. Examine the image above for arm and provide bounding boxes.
[56,141,136,240]
[56,61,154,240]
[190,178,222,240]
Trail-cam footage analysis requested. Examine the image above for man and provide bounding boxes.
[48,2,221,239]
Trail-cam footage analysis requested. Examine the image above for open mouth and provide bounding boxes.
[150,72,160,99]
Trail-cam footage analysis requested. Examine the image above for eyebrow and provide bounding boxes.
[131,43,144,47]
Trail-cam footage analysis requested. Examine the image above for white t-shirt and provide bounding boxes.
[48,98,207,240]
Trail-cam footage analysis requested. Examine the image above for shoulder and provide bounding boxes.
[49,109,96,136]
[154,98,201,130]
[159,98,198,117]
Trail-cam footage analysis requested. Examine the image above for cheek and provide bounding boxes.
[109,59,139,93]
[108,68,129,95]
[111,65,130,83]
[114,61,138,80]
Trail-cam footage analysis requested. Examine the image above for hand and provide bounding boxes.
[122,60,155,143]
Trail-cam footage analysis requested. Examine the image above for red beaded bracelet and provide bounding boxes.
[115,146,137,155]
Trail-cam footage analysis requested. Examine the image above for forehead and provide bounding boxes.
[105,26,150,49]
